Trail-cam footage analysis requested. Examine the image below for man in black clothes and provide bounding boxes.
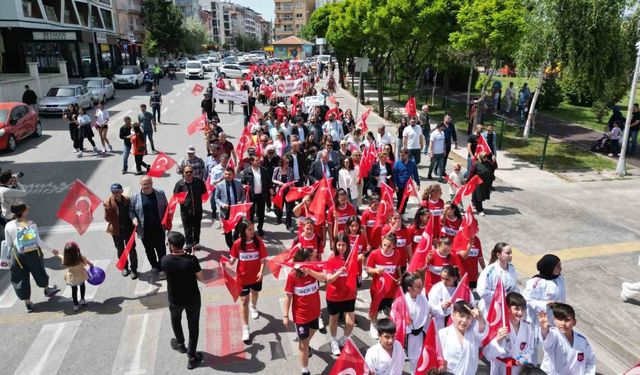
[22,85,38,113]
[240,156,271,236]
[173,165,207,252]
[161,231,205,370]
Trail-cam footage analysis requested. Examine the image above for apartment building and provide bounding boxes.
[274,0,315,40]
[114,0,144,66]
[209,1,271,47]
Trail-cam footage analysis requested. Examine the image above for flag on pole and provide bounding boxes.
[414,318,445,374]
[191,83,204,96]
[452,175,483,206]
[449,273,472,304]
[116,226,137,271]
[56,179,102,235]
[329,338,369,375]
[370,272,396,317]
[345,235,362,291]
[187,113,207,135]
[390,289,410,348]
[481,278,511,346]
[146,152,177,177]
[407,216,435,273]
[267,243,300,280]
[219,256,241,302]
[451,205,479,252]
[405,96,417,117]
[360,107,372,133]
[221,203,253,233]
[476,133,493,156]
[273,180,297,210]
[399,177,419,212]
[161,192,187,231]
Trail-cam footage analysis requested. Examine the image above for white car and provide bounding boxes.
[184,61,204,79]
[218,64,250,79]
[112,65,144,88]
[200,59,213,72]
[81,77,116,104]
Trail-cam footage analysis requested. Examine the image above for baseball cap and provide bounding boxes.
[187,146,196,153]
[110,183,123,192]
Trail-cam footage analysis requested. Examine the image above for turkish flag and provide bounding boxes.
[328,95,337,106]
[443,173,459,189]
[191,83,204,96]
[359,143,377,182]
[221,202,253,233]
[228,157,236,171]
[116,225,137,271]
[308,177,333,224]
[399,177,419,212]
[369,272,397,317]
[374,182,395,227]
[187,113,207,136]
[624,362,640,375]
[405,96,417,117]
[56,179,102,235]
[219,255,241,302]
[279,258,343,272]
[452,175,483,206]
[249,106,262,126]
[415,318,445,374]
[201,177,215,203]
[324,107,343,121]
[407,216,435,273]
[273,180,297,210]
[267,243,300,280]
[390,289,410,348]
[481,278,511,346]
[161,192,187,231]
[285,182,318,202]
[449,273,472,304]
[360,107,372,133]
[475,133,493,156]
[290,95,299,117]
[146,152,177,177]
[345,235,362,291]
[235,134,255,160]
[329,338,368,375]
[451,205,479,252]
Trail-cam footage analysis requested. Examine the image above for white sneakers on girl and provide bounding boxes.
[250,305,259,320]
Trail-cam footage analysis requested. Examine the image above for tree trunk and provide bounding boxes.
[443,69,450,96]
[523,67,546,139]
[473,68,494,127]
[431,69,438,107]
[359,73,365,104]
[465,63,474,117]
[338,58,346,88]
[377,76,385,116]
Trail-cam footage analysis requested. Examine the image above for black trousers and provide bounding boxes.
[169,300,201,358]
[112,229,138,272]
[141,230,166,271]
[181,209,203,246]
[396,190,407,215]
[134,155,149,172]
[250,194,266,230]
[224,210,239,249]
[71,283,86,304]
[472,191,484,213]
[274,201,294,227]
[152,105,161,123]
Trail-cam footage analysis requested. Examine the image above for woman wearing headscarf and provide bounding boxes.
[522,254,566,324]
[467,152,495,216]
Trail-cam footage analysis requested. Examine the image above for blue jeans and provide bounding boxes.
[428,153,445,179]
[143,128,155,151]
[151,105,161,123]
[122,143,131,171]
[422,130,430,153]
[629,130,638,155]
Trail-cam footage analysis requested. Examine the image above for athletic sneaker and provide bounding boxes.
[330,340,340,356]
[79,298,87,306]
[370,325,378,339]
[122,269,131,277]
[108,144,113,152]
[318,318,327,333]
[77,151,82,158]
[44,285,60,297]
[250,305,259,320]
[242,325,250,343]
[170,338,187,353]
[93,147,99,153]
[187,352,203,370]
[158,271,167,280]
[131,271,139,280]
[25,303,33,313]
[102,148,107,153]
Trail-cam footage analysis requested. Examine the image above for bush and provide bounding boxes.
[560,70,595,107]
[537,75,562,110]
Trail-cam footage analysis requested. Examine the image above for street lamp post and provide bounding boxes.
[615,39,640,176]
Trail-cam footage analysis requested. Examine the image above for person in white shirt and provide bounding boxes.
[447,163,464,201]
[94,101,112,153]
[538,303,596,375]
[483,292,536,375]
[323,113,344,149]
[403,117,424,164]
[428,123,446,180]
[337,157,359,210]
[376,125,394,147]
[522,254,566,326]
[476,242,520,313]
[428,265,459,330]
[365,318,406,375]
[401,273,432,373]
[438,301,487,375]
[505,82,516,113]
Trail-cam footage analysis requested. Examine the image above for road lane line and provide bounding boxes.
[162,107,168,113]
[111,311,163,375]
[61,259,111,300]
[170,99,175,104]
[205,304,246,364]
[13,320,81,375]
[0,272,18,308]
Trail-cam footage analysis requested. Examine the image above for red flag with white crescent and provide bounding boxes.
[345,235,361,291]
[360,107,372,133]
[390,289,410,348]
[116,226,137,271]
[187,113,207,136]
[329,338,369,375]
[443,174,459,189]
[273,180,297,210]
[146,152,177,178]
[267,243,300,280]
[374,182,395,228]
[369,272,397,317]
[161,192,187,231]
[219,255,242,302]
[451,205,479,252]
[407,216,435,273]
[191,83,204,96]
[452,175,483,206]
[481,278,511,346]
[56,179,102,235]
[399,177,419,212]
[201,177,215,203]
[221,202,253,233]
[308,177,333,224]
[414,318,445,374]
[475,133,493,156]
[449,273,472,304]
[405,96,417,117]
[285,181,319,202]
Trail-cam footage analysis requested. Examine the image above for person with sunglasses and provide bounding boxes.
[173,165,207,252]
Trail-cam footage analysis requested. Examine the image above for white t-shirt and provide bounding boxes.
[252,167,262,194]
[541,328,596,375]
[430,129,445,154]
[403,124,422,150]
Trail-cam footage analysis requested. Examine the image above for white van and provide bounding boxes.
[185,60,204,79]
[317,55,332,65]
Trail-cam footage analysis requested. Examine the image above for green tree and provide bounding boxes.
[141,0,183,56]
[233,34,262,52]
[325,1,366,89]
[299,4,335,41]
[181,16,208,55]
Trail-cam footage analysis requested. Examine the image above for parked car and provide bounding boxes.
[200,59,213,72]
[177,57,188,69]
[184,60,204,79]
[0,102,42,152]
[81,77,115,104]
[222,56,238,64]
[112,65,144,88]
[218,64,250,79]
[38,85,93,114]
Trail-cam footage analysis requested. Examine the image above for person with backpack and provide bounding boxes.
[3,203,60,313]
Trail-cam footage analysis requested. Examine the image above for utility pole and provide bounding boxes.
[88,0,101,77]
[616,38,640,177]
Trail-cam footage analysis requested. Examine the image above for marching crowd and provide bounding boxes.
[0,60,606,374]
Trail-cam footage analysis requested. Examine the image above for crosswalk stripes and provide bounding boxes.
[61,259,111,300]
[133,258,167,296]
[111,311,163,375]
[0,272,18,308]
[13,320,82,375]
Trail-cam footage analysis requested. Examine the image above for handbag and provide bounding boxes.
[0,240,12,269]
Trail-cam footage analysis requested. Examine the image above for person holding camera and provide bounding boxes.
[0,170,27,231]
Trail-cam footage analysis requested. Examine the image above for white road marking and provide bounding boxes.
[0,272,18,308]
[162,107,168,113]
[134,257,167,296]
[13,320,82,375]
[111,311,163,375]
[61,259,111,300]
[176,92,182,97]
[169,99,175,104]
[38,218,214,234]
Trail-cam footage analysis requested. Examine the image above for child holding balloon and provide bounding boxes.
[61,242,93,311]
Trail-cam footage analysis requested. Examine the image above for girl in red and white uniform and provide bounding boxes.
[296,218,323,260]
[421,184,445,238]
[366,233,404,339]
[331,189,357,238]
[360,193,380,250]
[441,203,462,242]
[325,233,357,356]
[424,237,465,294]
[283,247,327,375]
[226,219,268,343]
[381,211,411,269]
[456,234,485,289]
[293,194,326,257]
[407,207,431,254]
[343,216,368,282]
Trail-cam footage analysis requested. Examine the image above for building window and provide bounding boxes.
[42,0,61,22]
[91,5,104,28]
[76,1,88,26]
[63,0,79,25]
[100,8,114,30]
[22,0,43,18]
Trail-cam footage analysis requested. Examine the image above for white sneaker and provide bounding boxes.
[318,318,325,330]
[73,148,78,153]
[79,298,87,306]
[621,288,633,302]
[108,144,113,152]
[330,340,340,356]
[370,325,378,339]
[102,148,107,153]
[250,305,259,320]
[77,151,83,158]
[242,325,250,342]
[338,336,348,346]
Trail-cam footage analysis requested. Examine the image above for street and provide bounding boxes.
[0,70,638,375]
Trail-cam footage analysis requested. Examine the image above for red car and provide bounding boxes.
[0,102,42,152]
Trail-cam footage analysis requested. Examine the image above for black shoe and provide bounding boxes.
[287,226,296,233]
[171,338,187,353]
[131,271,139,280]
[122,170,127,175]
[25,303,34,313]
[187,352,203,370]
[145,164,150,172]
[276,217,282,225]
[122,269,131,277]
[44,285,60,297]
[135,171,143,175]
[427,175,433,180]
[308,347,313,358]
[302,372,311,375]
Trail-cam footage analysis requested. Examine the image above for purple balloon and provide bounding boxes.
[86,266,106,285]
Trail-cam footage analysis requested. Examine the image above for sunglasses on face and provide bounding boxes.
[184,171,193,174]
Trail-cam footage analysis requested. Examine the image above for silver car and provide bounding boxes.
[37,85,93,114]
[81,77,116,105]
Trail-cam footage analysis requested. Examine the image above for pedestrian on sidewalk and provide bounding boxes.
[104,183,138,279]
[442,115,458,171]
[130,124,149,175]
[149,85,162,124]
[138,104,157,153]
[61,241,92,311]
[162,231,205,370]
[466,124,483,178]
[403,117,425,165]
[173,165,206,252]
[397,117,409,160]
[428,123,446,181]
[22,85,38,114]
[241,156,272,237]
[504,82,515,113]
[393,149,420,212]
[94,101,113,153]
[177,146,206,180]
[130,176,168,279]
[467,152,494,216]
[214,167,245,248]
[608,121,622,157]
[64,104,80,154]
[419,105,431,154]
[119,117,133,174]
[3,203,60,313]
